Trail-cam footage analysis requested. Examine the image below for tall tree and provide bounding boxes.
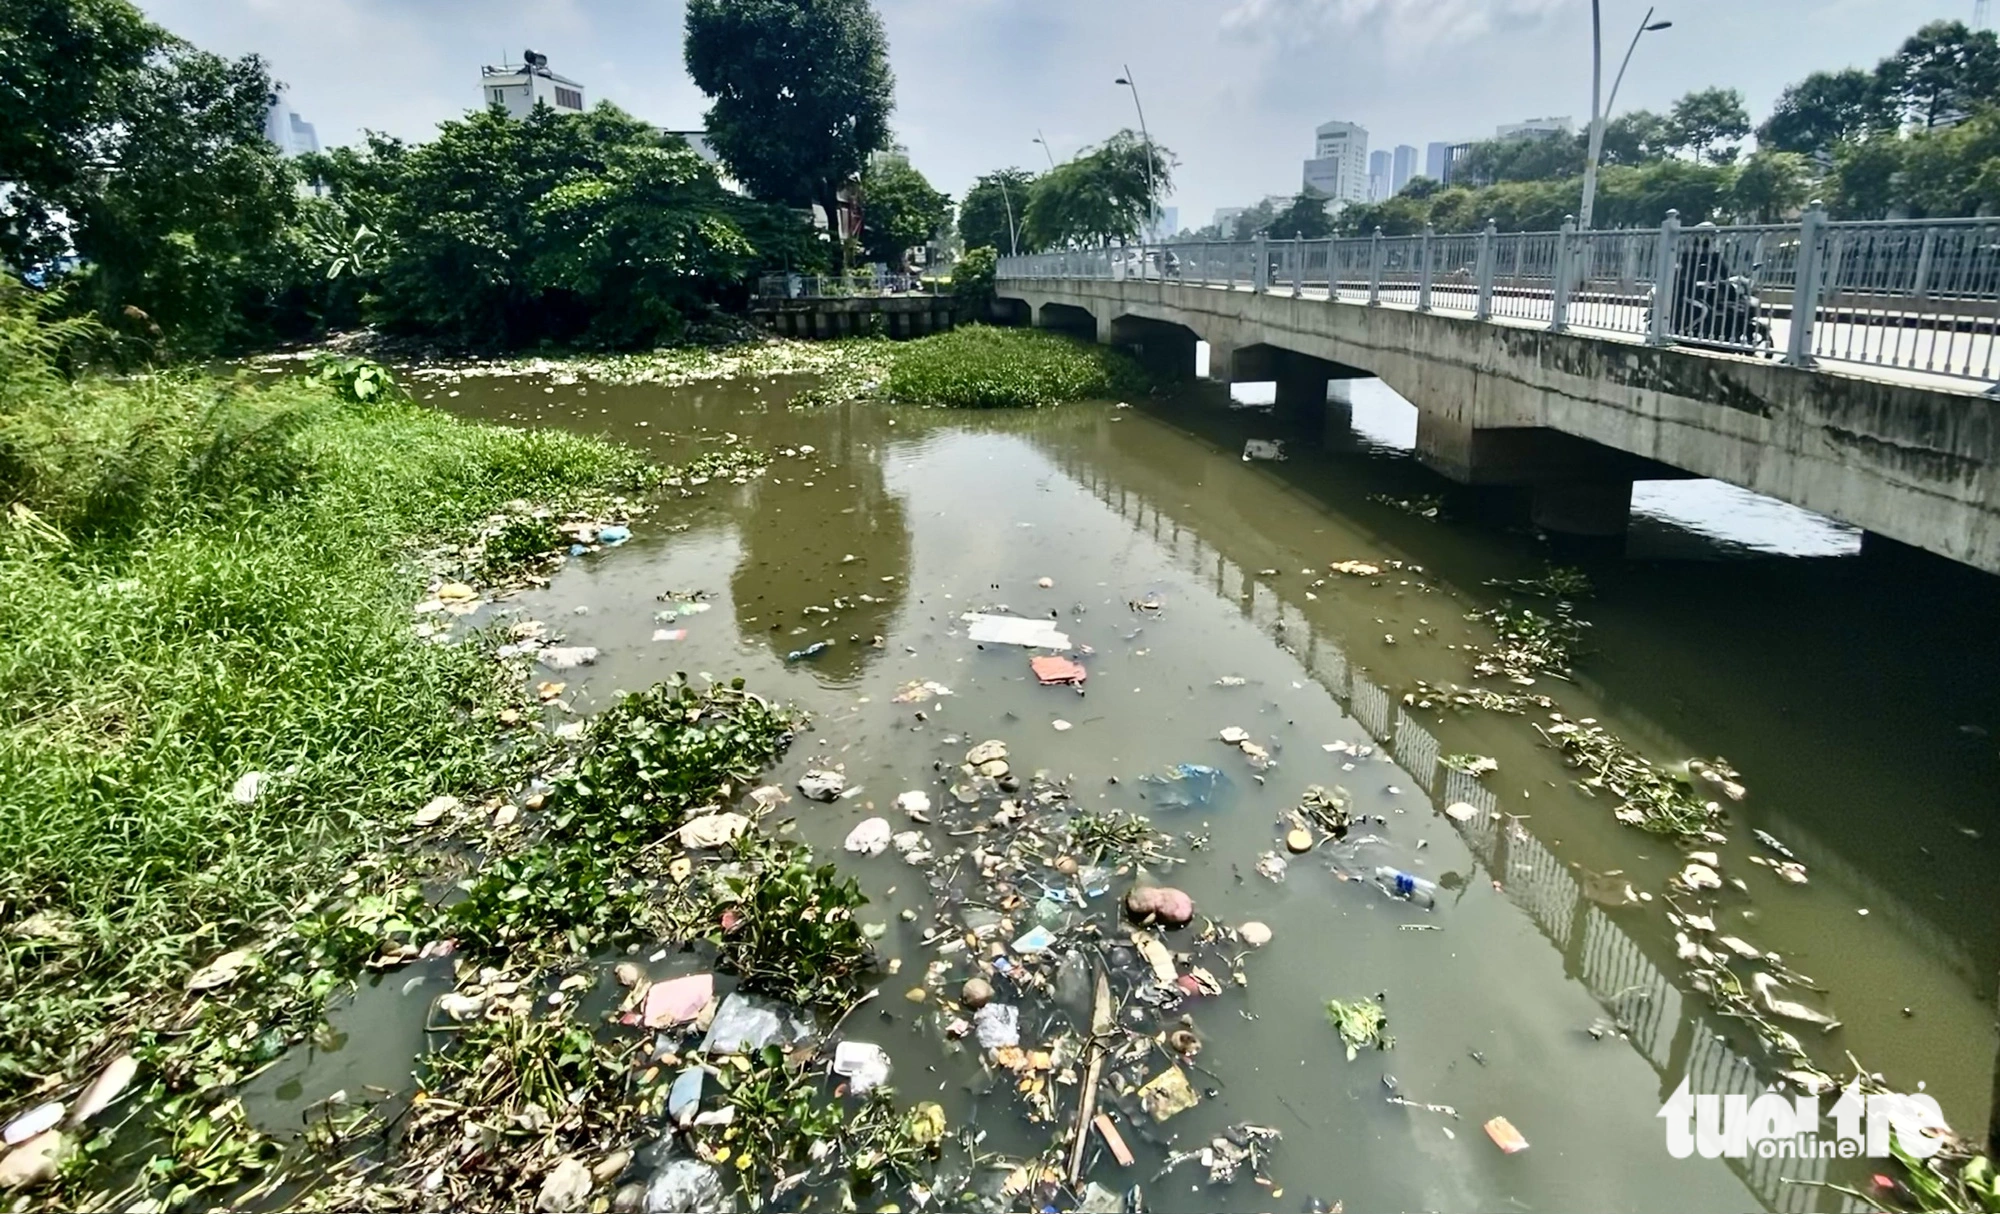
[1757,69,1892,155]
[958,168,1033,255]
[857,152,949,268]
[1666,88,1751,164]
[683,0,894,267]
[0,0,161,269]
[1267,189,1336,239]
[1827,137,1905,219]
[1021,131,1171,249]
[1729,151,1813,222]
[1874,20,2000,130]
[1600,110,1672,165]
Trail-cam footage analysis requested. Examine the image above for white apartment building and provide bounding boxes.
[1496,116,1574,141]
[1303,120,1369,209]
[479,51,587,119]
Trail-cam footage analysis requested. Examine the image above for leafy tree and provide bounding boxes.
[0,0,160,270]
[1729,151,1813,222]
[1334,194,1433,236]
[1899,109,2000,216]
[1457,134,1588,184]
[1267,189,1336,239]
[1828,138,1905,218]
[950,244,996,311]
[1022,131,1172,248]
[683,0,894,267]
[1758,69,1892,155]
[858,152,949,268]
[1398,175,1443,199]
[958,168,1033,255]
[1875,20,2000,130]
[1599,110,1672,166]
[1666,88,1751,164]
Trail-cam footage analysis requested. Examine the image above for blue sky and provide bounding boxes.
[141,0,1955,228]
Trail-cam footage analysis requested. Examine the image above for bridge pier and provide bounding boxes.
[1415,413,1675,544]
[1109,316,1200,381]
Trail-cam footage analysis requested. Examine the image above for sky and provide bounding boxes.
[139,0,1963,231]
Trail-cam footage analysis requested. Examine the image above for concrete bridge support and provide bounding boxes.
[1109,316,1200,382]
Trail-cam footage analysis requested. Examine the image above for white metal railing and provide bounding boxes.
[755,271,932,299]
[997,209,2000,387]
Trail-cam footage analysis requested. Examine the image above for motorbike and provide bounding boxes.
[1647,266,1774,355]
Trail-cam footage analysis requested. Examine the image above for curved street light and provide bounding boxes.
[1580,4,1671,230]
[1114,68,1156,242]
[1033,130,1057,171]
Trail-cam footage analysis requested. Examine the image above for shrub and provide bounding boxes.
[881,324,1148,408]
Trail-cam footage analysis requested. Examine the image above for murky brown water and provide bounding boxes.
[253,363,2000,1213]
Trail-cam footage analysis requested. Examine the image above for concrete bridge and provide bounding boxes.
[997,216,2000,573]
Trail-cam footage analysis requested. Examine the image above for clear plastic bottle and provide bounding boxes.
[1374,866,1438,909]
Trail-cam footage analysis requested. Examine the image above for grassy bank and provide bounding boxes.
[0,298,648,1095]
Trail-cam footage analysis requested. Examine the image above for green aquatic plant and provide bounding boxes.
[1325,997,1392,1061]
[881,324,1149,408]
[709,837,873,1008]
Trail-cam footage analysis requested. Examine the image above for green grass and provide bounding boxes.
[0,300,649,1100]
[881,324,1149,408]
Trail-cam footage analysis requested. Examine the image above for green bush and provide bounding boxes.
[881,324,1148,408]
[950,245,997,310]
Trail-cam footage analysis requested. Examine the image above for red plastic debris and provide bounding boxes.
[1030,655,1087,685]
[1484,1116,1530,1154]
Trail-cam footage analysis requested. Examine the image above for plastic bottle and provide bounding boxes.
[1374,866,1438,909]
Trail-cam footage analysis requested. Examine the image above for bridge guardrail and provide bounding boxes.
[998,209,2000,388]
[755,271,932,300]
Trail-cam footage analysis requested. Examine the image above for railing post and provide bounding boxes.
[1367,227,1384,305]
[1551,215,1576,332]
[1647,209,1681,346]
[1913,225,1937,302]
[1253,233,1269,293]
[1474,219,1497,321]
[1785,202,1827,367]
[1417,223,1435,312]
[1291,239,1304,298]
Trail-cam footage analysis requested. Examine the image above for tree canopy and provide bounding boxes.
[683,0,894,264]
[1266,190,1337,239]
[957,168,1033,256]
[858,152,950,267]
[1022,131,1173,249]
[1757,69,1893,155]
[1875,20,2000,130]
[1665,87,1751,164]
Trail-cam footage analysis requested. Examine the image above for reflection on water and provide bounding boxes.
[403,363,1998,1212]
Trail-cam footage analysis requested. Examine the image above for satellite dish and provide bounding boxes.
[523,49,548,70]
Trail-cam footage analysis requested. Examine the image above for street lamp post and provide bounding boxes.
[1579,3,1671,230]
[1033,130,1057,171]
[996,174,1019,256]
[1113,67,1156,242]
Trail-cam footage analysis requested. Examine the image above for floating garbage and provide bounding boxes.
[677,812,750,848]
[894,790,932,819]
[1484,1115,1530,1154]
[832,1041,891,1094]
[1030,655,1088,685]
[843,817,892,856]
[1374,867,1438,909]
[798,770,846,801]
[596,524,632,546]
[1241,439,1286,462]
[230,771,268,805]
[701,992,816,1054]
[651,628,687,642]
[973,1003,1020,1049]
[1137,1065,1201,1120]
[667,1068,704,1125]
[642,973,714,1028]
[785,640,831,662]
[1011,926,1057,955]
[962,612,1072,650]
[892,679,952,703]
[643,1152,728,1214]
[1136,763,1226,809]
[538,646,600,671]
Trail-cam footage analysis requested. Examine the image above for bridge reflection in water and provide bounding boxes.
[1044,446,1895,1213]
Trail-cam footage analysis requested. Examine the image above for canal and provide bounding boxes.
[281,359,2000,1212]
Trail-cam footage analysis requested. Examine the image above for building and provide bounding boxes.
[1392,145,1417,195]
[479,51,586,119]
[1368,150,1391,201]
[1440,142,1476,185]
[1425,140,1452,182]
[1496,116,1574,141]
[1303,119,1369,210]
[1212,206,1246,234]
[263,86,318,158]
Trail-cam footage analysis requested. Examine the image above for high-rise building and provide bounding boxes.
[479,51,587,119]
[263,86,318,158]
[1392,145,1418,195]
[1368,150,1391,201]
[1303,120,1369,210]
[1440,142,1476,185]
[1496,116,1575,141]
[1424,141,1451,184]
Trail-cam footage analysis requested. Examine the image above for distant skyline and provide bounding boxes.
[140,0,1961,227]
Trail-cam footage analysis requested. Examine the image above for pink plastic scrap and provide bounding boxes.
[642,973,715,1028]
[1030,655,1088,685]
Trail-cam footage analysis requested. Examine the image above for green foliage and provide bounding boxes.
[1599,110,1673,166]
[1325,997,1391,1060]
[1730,151,1814,223]
[859,152,951,268]
[683,0,894,266]
[950,246,997,309]
[448,844,640,954]
[0,293,651,1099]
[1268,189,1337,239]
[1829,137,1908,219]
[1758,68,1894,155]
[1456,134,1587,186]
[1023,131,1173,249]
[711,837,873,1006]
[1898,109,2000,217]
[1665,87,1752,164]
[307,354,399,404]
[552,678,797,847]
[1876,20,2000,130]
[881,325,1148,408]
[958,169,1033,255]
